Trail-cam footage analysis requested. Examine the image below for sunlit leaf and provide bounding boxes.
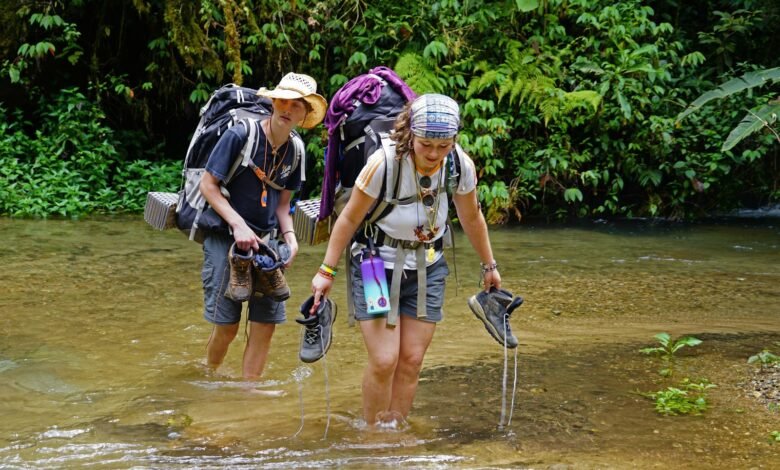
[515,0,539,12]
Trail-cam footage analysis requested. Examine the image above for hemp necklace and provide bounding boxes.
[251,120,288,207]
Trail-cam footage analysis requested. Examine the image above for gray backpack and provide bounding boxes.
[176,84,304,243]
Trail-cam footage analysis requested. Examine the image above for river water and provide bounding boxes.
[1,216,778,468]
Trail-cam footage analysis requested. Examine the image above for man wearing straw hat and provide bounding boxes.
[199,72,327,379]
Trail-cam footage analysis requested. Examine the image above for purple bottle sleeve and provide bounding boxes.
[360,251,390,315]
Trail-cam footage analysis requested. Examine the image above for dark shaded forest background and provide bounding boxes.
[1,0,778,221]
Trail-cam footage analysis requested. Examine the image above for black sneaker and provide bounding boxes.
[296,296,337,363]
[468,288,523,348]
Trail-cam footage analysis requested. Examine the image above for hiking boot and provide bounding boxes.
[225,242,254,302]
[468,288,523,348]
[296,296,337,363]
[253,267,291,302]
[251,242,290,302]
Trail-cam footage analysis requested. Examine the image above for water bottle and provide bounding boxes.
[360,240,390,315]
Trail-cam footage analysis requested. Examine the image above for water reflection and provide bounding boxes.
[1,216,779,468]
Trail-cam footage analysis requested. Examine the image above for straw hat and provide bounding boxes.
[256,73,327,129]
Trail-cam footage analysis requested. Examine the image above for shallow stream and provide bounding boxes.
[0,216,778,468]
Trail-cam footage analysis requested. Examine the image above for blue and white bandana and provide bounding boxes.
[410,94,460,139]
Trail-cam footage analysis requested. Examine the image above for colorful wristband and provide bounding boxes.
[319,263,338,277]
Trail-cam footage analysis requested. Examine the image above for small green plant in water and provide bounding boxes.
[645,378,716,416]
[747,350,780,369]
[640,332,702,377]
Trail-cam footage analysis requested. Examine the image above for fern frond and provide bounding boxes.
[539,96,562,126]
[395,52,443,94]
[561,90,602,113]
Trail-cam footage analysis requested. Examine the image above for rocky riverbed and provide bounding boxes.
[746,363,780,408]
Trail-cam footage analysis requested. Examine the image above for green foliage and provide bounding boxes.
[0,88,178,217]
[3,5,83,84]
[0,0,779,220]
[771,431,780,443]
[644,378,716,416]
[640,332,702,377]
[676,68,780,121]
[676,67,780,152]
[722,102,780,152]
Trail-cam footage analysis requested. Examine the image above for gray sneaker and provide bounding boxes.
[296,296,337,363]
[468,288,523,348]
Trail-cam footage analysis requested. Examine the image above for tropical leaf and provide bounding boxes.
[564,187,583,202]
[515,0,539,13]
[676,67,780,122]
[722,102,780,151]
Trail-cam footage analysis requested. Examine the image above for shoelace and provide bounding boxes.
[303,323,323,346]
[503,313,513,332]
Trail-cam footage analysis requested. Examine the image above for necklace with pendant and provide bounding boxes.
[251,121,288,207]
[413,158,444,244]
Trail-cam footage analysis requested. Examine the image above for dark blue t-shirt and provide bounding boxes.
[205,122,302,233]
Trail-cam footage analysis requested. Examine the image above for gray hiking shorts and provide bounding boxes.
[350,254,449,323]
[201,233,286,325]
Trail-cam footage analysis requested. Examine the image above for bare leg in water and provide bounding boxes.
[359,314,435,426]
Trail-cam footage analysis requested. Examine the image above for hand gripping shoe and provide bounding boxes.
[296,296,337,363]
[225,242,254,302]
[251,242,290,301]
[468,288,523,348]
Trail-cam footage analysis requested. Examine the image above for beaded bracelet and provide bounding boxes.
[480,261,498,274]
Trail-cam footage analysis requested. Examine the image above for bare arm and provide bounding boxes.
[200,171,263,252]
[453,189,501,291]
[310,187,377,308]
[275,189,298,266]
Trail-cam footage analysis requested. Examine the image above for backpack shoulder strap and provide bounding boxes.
[380,134,400,204]
[365,134,402,224]
[289,131,305,182]
[226,118,260,184]
[446,143,465,195]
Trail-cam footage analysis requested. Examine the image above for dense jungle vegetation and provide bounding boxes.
[1,0,778,221]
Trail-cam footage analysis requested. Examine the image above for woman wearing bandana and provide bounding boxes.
[310,94,501,427]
